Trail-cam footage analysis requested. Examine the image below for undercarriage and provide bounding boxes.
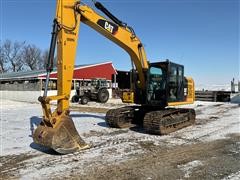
[105,106,196,135]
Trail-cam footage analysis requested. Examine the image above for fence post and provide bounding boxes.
[238,81,240,93]
[231,78,235,93]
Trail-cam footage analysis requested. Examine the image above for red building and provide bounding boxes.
[0,61,117,101]
[38,61,117,81]
[0,61,117,91]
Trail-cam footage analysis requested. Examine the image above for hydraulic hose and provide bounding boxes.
[94,1,127,27]
[44,19,58,97]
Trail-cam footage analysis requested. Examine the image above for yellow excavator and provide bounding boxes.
[33,0,195,154]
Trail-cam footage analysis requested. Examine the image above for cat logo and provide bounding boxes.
[97,19,118,35]
[104,22,114,33]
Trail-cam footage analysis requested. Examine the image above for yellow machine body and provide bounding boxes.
[33,0,195,154]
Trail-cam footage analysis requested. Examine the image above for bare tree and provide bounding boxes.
[2,40,25,72]
[0,43,7,73]
[40,49,49,70]
[22,44,42,70]
[40,49,57,70]
[1,40,57,72]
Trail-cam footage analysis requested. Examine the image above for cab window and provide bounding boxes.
[147,66,166,103]
[169,65,184,102]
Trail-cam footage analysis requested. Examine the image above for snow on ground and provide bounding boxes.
[231,93,240,104]
[0,100,42,156]
[0,99,239,156]
[177,160,203,178]
[172,102,240,142]
[0,99,240,179]
[222,171,240,180]
[70,98,127,109]
[0,100,109,156]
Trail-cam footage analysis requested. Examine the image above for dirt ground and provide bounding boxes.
[1,134,240,180]
[78,134,240,180]
[0,100,239,179]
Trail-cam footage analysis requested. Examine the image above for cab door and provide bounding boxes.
[168,64,184,102]
[146,65,167,106]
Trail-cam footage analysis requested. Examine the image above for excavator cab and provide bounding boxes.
[146,60,187,106]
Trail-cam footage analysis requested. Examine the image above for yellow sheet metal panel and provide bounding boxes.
[186,77,195,103]
[122,91,134,103]
[168,77,195,106]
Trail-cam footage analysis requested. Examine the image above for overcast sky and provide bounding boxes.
[1,0,239,85]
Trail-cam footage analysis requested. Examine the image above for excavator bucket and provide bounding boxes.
[33,115,89,154]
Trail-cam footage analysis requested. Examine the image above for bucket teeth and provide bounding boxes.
[33,115,89,154]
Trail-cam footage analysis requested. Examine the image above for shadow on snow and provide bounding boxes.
[29,116,60,155]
